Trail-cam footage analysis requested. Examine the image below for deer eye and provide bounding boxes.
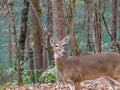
[55,44,58,47]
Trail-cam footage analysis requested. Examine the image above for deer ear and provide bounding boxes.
[62,35,70,45]
[50,38,54,47]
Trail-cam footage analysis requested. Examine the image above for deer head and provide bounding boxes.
[50,35,70,59]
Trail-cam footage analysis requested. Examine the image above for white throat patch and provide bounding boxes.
[54,53,60,60]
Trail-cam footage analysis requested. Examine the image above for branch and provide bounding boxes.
[102,13,113,40]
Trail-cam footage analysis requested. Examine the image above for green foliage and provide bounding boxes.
[22,70,31,84]
[39,67,56,84]
[0,82,12,90]
[0,63,32,87]
[0,64,17,88]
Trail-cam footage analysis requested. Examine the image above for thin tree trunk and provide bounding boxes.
[69,0,80,56]
[17,0,29,86]
[97,0,101,53]
[111,0,117,51]
[69,0,76,56]
[117,1,120,53]
[89,0,95,53]
[46,0,54,64]
[7,0,15,67]
[25,25,35,84]
[84,0,92,54]
[28,48,35,83]
[8,27,12,66]
[92,1,101,53]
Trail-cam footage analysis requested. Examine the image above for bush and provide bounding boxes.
[39,67,56,84]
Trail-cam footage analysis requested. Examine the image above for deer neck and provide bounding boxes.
[54,54,66,70]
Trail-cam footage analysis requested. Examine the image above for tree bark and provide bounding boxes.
[31,0,44,82]
[46,0,54,64]
[111,0,117,51]
[52,0,65,82]
[69,0,80,56]
[92,1,101,53]
[17,0,29,86]
[25,25,35,84]
[84,0,92,54]
[8,1,14,67]
[52,0,65,40]
[31,0,43,70]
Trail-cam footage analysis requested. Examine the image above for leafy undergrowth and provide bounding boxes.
[4,78,120,90]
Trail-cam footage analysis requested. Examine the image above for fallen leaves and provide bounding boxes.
[4,78,120,90]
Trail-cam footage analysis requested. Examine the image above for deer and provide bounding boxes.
[50,35,120,90]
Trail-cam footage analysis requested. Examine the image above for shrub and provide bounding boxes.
[39,67,56,84]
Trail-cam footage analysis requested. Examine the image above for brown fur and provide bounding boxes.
[55,53,120,90]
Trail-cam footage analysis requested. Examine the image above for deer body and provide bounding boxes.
[50,35,120,90]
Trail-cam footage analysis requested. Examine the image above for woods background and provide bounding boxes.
[0,0,120,88]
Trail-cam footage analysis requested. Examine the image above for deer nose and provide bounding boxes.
[61,51,65,55]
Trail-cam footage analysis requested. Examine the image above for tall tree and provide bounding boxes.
[52,0,65,81]
[17,0,29,86]
[31,0,44,81]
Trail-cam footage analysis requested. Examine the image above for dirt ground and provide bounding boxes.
[4,78,120,90]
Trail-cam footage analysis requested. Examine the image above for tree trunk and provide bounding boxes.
[28,48,35,83]
[52,0,65,40]
[69,0,80,56]
[25,25,35,84]
[46,0,54,64]
[83,0,92,54]
[92,1,101,53]
[111,0,117,51]
[31,0,44,82]
[8,1,14,67]
[52,0,65,82]
[17,0,29,86]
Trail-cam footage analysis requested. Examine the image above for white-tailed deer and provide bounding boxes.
[50,35,120,90]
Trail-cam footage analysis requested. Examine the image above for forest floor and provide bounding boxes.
[4,78,120,90]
